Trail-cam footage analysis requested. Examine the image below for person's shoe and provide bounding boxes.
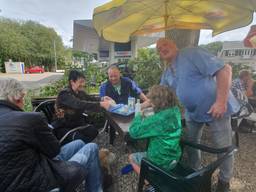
[215,180,231,192]
[143,185,156,192]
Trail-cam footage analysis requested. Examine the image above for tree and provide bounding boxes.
[0,18,67,72]
[200,41,223,56]
[128,48,163,89]
[229,62,251,79]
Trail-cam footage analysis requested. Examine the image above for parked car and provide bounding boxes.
[25,66,45,73]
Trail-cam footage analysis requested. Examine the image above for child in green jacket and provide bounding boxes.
[128,85,182,174]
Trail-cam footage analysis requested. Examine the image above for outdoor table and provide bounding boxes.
[104,111,134,144]
[104,110,186,145]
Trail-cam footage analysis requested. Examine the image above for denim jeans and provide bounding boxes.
[185,116,234,182]
[56,140,103,192]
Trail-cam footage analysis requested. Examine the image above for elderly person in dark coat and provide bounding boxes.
[0,78,103,192]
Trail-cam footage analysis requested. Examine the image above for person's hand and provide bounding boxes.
[141,99,152,110]
[100,100,111,110]
[103,96,113,101]
[207,101,227,119]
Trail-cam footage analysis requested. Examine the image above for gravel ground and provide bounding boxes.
[93,126,256,192]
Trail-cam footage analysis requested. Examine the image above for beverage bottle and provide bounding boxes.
[128,96,135,109]
[135,99,141,115]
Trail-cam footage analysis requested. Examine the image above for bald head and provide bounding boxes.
[156,38,178,62]
[108,66,121,85]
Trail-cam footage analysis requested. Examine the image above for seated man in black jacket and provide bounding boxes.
[0,78,103,192]
[53,70,110,145]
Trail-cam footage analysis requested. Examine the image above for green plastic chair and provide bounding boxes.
[137,140,235,192]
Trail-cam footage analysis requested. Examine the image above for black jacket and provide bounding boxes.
[55,87,101,129]
[0,100,84,192]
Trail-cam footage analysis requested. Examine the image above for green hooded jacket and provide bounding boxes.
[129,106,182,171]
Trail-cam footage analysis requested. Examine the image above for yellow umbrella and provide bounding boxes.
[93,0,256,43]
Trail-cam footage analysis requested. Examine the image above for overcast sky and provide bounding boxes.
[1,0,255,47]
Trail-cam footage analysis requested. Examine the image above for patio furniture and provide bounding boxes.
[137,140,235,192]
[33,99,90,145]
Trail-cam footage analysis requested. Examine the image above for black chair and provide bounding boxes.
[231,100,254,147]
[137,140,235,192]
[33,99,90,145]
[33,99,56,123]
[33,100,86,192]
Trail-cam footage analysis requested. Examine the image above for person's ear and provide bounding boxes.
[14,97,24,109]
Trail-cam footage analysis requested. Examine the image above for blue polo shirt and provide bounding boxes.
[99,77,142,104]
[160,47,240,122]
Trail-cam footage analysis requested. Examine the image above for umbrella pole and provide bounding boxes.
[164,0,169,37]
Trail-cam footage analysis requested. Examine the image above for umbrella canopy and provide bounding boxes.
[93,0,256,43]
[244,25,256,48]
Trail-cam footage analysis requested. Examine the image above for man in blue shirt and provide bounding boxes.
[156,38,240,192]
[99,65,147,104]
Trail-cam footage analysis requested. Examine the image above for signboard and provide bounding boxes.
[5,61,25,74]
[114,42,131,52]
[114,42,132,58]
[114,51,132,58]
[99,50,109,58]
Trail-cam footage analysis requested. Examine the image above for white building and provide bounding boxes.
[218,41,256,70]
[73,20,161,64]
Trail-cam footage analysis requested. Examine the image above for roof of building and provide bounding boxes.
[74,20,94,28]
[222,41,252,50]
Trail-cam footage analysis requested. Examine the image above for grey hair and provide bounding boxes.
[0,78,26,102]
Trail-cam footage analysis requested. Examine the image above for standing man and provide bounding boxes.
[100,65,148,104]
[156,38,240,192]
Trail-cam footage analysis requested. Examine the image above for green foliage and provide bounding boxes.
[39,75,68,97]
[24,90,34,112]
[71,50,95,70]
[128,48,163,89]
[0,17,68,71]
[199,41,223,56]
[230,63,251,79]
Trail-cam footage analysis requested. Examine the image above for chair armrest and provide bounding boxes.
[59,125,91,144]
[181,139,233,154]
[232,101,254,119]
[140,158,185,180]
[140,143,235,180]
[82,113,88,117]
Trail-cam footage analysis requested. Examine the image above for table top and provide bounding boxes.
[105,111,134,134]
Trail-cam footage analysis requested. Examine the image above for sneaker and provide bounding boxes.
[144,185,156,192]
[215,180,231,192]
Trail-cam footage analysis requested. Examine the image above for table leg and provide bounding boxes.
[109,125,116,145]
